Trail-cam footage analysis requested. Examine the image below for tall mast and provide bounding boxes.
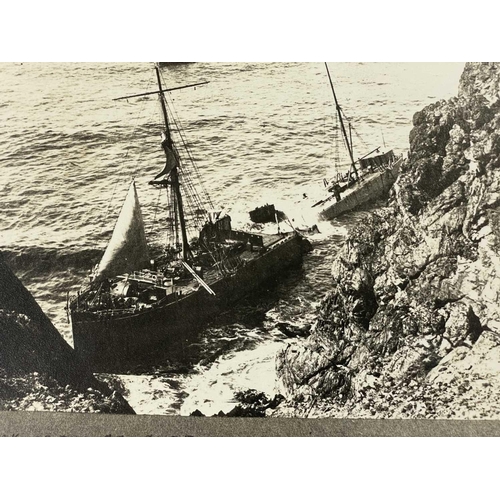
[115,66,208,261]
[154,64,191,261]
[349,122,353,161]
[155,65,172,144]
[325,63,359,180]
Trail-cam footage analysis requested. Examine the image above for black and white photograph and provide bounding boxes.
[3,4,499,499]
[4,58,500,430]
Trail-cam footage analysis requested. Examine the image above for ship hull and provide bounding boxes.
[318,158,403,221]
[71,233,307,372]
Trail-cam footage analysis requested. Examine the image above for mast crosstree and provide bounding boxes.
[117,63,209,263]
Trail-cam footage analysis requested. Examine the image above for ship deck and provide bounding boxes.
[73,231,295,316]
[262,233,285,247]
[311,160,402,210]
[312,169,380,208]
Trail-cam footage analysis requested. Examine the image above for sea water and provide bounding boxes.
[0,62,465,414]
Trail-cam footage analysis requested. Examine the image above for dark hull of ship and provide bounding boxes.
[319,158,403,221]
[71,233,307,373]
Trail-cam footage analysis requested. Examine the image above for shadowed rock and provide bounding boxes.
[0,252,134,413]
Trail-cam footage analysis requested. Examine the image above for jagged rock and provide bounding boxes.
[275,322,311,338]
[386,344,440,382]
[225,390,285,417]
[276,63,500,418]
[190,409,205,417]
[459,63,500,105]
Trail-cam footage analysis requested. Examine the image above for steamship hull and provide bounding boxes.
[71,232,307,372]
[318,157,403,221]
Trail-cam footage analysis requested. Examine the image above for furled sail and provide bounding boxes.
[154,133,179,179]
[94,181,149,280]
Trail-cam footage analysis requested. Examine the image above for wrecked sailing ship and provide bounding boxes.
[310,63,404,220]
[69,64,311,372]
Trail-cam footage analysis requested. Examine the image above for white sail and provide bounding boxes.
[94,181,149,280]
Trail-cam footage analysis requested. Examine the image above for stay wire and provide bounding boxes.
[159,69,215,212]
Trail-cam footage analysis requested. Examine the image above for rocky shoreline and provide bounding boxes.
[271,62,500,419]
[0,253,134,414]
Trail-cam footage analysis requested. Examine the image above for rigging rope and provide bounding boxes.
[160,93,214,244]
[340,108,369,153]
[145,63,215,251]
[158,69,215,209]
[166,99,214,211]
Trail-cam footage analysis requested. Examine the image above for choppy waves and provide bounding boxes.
[1,246,101,277]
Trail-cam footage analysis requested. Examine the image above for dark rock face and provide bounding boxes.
[276,63,500,418]
[0,254,134,413]
[189,390,284,418]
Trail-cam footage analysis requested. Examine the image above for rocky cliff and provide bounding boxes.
[0,253,134,413]
[275,63,500,419]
